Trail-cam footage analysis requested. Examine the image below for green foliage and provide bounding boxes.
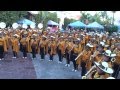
[34,11,58,30]
[0,11,27,26]
[105,25,118,34]
[0,11,116,30]
[63,18,76,29]
[80,11,113,26]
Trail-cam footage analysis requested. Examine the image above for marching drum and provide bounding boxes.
[0,22,6,29]
[38,23,43,29]
[22,24,28,29]
[30,24,36,29]
[12,23,19,29]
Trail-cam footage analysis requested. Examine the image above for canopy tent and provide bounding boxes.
[68,21,86,28]
[116,25,120,32]
[47,20,59,26]
[17,18,36,25]
[87,22,104,29]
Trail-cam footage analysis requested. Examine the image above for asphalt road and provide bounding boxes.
[0,49,81,79]
[31,54,81,79]
[0,49,119,79]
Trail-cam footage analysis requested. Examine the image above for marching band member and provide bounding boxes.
[80,35,85,51]
[101,50,113,68]
[85,33,90,45]
[79,44,93,76]
[112,44,120,78]
[48,36,56,61]
[11,34,20,58]
[30,34,38,59]
[39,35,47,60]
[0,31,7,60]
[3,31,10,50]
[57,36,65,63]
[65,36,74,67]
[111,38,116,47]
[20,31,29,59]
[71,38,81,72]
[82,61,114,79]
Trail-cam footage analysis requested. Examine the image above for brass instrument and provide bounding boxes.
[57,41,60,47]
[82,65,96,79]
[75,50,85,61]
[89,50,98,61]
[39,40,43,46]
[111,57,116,62]
[48,41,52,47]
[68,44,75,53]
[82,61,101,79]
[65,44,69,50]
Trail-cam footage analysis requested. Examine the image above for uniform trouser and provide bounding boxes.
[112,63,120,78]
[71,54,77,70]
[81,61,87,76]
[40,47,45,59]
[66,52,70,64]
[13,51,17,57]
[50,54,53,60]
[22,46,27,57]
[58,49,63,62]
[31,47,36,58]
[0,45,4,59]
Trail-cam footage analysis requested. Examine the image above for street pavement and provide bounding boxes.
[31,54,81,79]
[0,49,119,79]
[0,49,81,79]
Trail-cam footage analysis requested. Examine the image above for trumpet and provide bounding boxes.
[82,61,101,79]
[57,42,60,47]
[75,50,85,61]
[82,65,96,79]
[89,52,96,61]
[65,44,69,50]
[68,45,75,53]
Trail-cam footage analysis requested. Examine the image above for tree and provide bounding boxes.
[63,18,76,29]
[100,11,107,23]
[0,11,27,26]
[34,12,43,24]
[111,11,116,25]
[80,11,92,23]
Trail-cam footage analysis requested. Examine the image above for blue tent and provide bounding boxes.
[68,21,86,28]
[47,20,59,26]
[17,18,36,25]
[87,22,104,29]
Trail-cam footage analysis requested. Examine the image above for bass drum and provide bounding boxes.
[0,22,6,29]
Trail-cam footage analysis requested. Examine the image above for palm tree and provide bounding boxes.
[111,11,116,25]
[101,11,107,23]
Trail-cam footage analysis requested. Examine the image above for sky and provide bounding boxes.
[49,11,120,25]
[29,11,120,25]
